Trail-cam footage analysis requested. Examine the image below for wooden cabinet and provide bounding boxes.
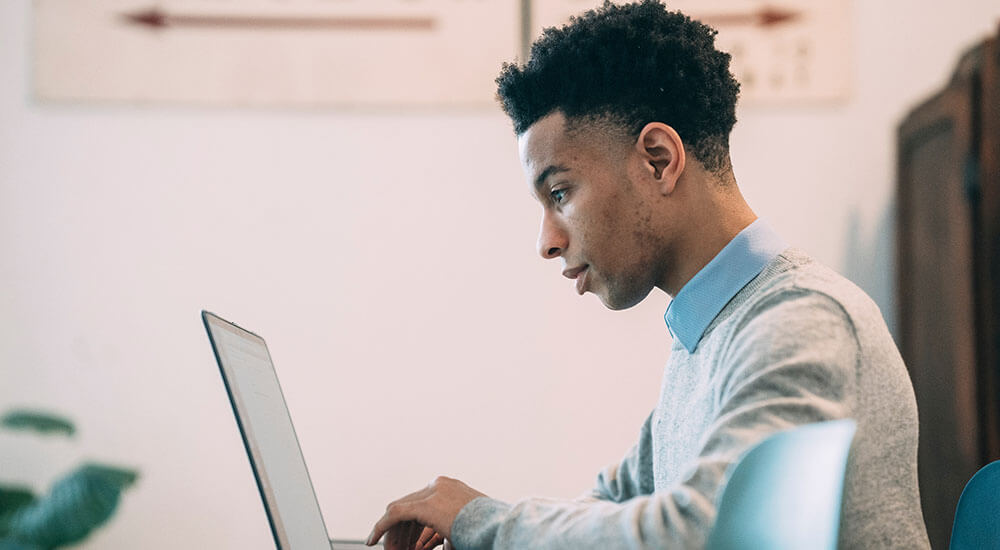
[897,23,1000,550]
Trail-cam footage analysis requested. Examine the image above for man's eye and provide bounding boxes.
[550,188,568,204]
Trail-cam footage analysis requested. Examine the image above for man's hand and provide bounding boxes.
[367,476,486,550]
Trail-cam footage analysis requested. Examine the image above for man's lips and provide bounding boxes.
[562,265,589,295]
[562,265,588,280]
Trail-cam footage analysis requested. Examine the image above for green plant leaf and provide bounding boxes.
[0,411,75,437]
[0,486,37,538]
[0,487,36,517]
[0,540,43,550]
[3,463,138,548]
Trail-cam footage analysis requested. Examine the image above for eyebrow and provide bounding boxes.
[534,164,570,192]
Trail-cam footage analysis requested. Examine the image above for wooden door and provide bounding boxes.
[897,41,981,550]
[972,25,1000,473]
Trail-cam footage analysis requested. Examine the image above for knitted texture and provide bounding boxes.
[451,249,930,549]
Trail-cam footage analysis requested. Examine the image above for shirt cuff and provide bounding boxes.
[450,496,512,550]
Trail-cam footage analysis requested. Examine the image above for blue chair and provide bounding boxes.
[707,419,857,550]
[950,459,1000,550]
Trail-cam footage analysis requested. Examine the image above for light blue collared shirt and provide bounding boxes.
[664,219,788,353]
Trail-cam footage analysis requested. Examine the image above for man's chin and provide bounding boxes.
[596,287,651,311]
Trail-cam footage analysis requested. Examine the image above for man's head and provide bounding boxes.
[497,1,747,308]
[496,0,740,175]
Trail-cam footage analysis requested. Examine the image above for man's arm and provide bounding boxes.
[450,291,858,550]
[583,411,655,503]
[371,290,859,550]
[370,413,657,550]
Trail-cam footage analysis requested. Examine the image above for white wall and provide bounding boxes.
[1,1,998,548]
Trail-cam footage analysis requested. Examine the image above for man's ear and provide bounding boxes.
[635,122,685,194]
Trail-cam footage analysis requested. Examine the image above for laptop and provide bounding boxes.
[202,311,376,549]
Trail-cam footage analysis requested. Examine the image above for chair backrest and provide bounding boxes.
[707,419,857,550]
[950,459,1000,550]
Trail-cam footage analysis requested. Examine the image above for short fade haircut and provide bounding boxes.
[496,0,740,173]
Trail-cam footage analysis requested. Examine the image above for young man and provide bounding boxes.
[367,2,931,548]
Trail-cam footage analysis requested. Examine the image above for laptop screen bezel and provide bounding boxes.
[202,310,331,549]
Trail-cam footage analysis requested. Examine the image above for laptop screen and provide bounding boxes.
[203,311,330,550]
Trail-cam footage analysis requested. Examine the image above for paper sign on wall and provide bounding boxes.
[34,0,520,106]
[34,0,850,106]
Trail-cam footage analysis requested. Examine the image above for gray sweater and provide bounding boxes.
[451,248,930,549]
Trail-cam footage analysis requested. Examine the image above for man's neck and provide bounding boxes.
[659,198,758,298]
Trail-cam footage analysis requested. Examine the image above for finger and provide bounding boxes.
[378,517,414,549]
[384,523,403,550]
[369,488,435,546]
[416,529,443,550]
[416,526,435,549]
[390,521,409,550]
[399,522,421,550]
[404,521,423,550]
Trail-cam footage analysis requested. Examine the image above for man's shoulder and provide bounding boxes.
[746,248,878,314]
[718,248,884,340]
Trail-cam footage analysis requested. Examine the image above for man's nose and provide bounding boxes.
[537,210,567,259]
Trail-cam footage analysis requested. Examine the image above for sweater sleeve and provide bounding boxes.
[450,289,859,550]
[588,410,655,502]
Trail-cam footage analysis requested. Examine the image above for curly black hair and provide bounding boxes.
[496,0,740,173]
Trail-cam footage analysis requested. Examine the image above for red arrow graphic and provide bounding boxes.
[698,6,801,28]
[121,7,436,32]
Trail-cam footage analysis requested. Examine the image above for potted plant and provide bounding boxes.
[0,409,138,550]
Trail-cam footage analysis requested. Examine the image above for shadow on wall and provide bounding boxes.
[841,201,897,339]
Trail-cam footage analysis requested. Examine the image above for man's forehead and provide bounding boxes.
[517,112,570,173]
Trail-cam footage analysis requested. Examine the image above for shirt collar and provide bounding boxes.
[664,219,787,353]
